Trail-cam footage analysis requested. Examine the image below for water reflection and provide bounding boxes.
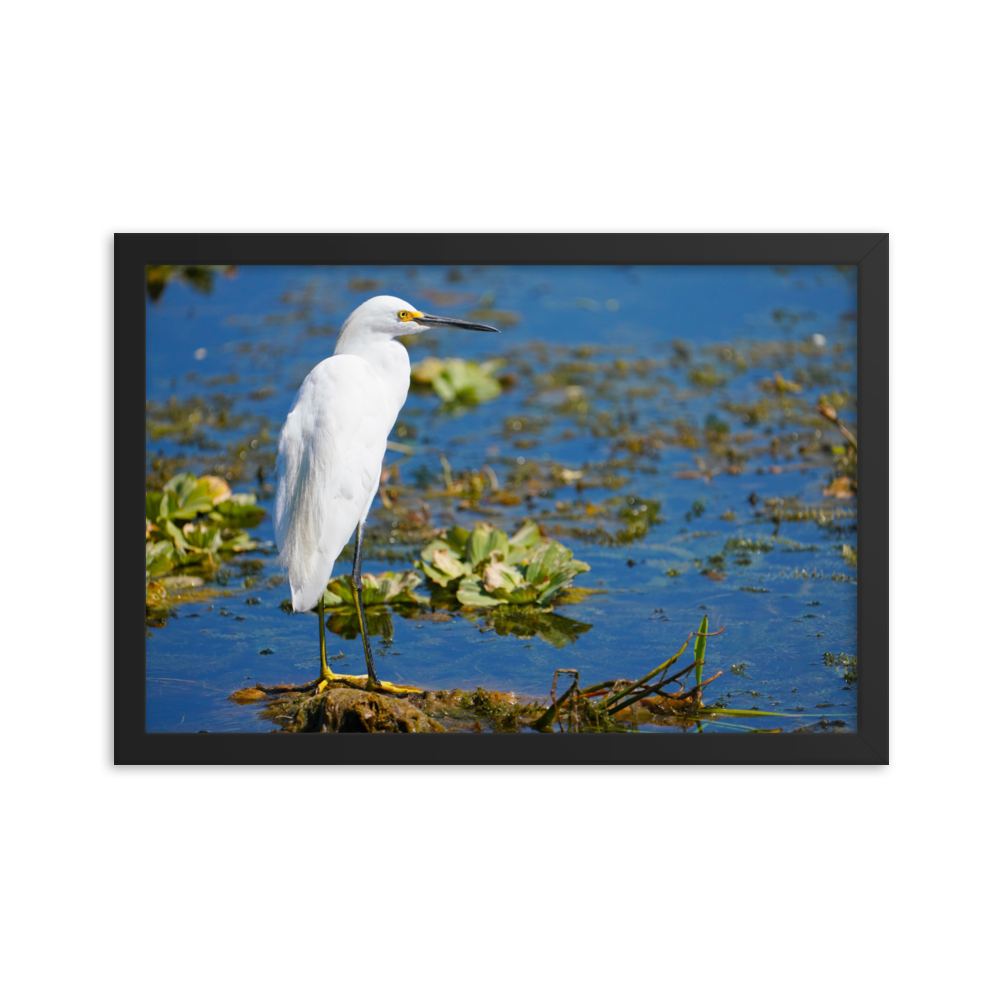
[462,605,592,648]
[325,605,403,642]
[324,601,592,650]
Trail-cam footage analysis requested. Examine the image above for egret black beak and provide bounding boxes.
[417,313,501,333]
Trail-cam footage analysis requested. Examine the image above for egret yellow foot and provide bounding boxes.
[371,679,424,695]
[313,670,369,694]
[310,673,423,695]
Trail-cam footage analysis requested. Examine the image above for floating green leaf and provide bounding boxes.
[482,555,524,593]
[467,523,508,570]
[416,542,470,586]
[209,497,266,528]
[146,492,164,522]
[457,576,504,607]
[161,517,188,551]
[445,524,471,551]
[498,583,541,605]
[218,529,256,553]
[146,540,176,579]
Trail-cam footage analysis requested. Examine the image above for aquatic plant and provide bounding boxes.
[416,520,590,608]
[693,615,709,687]
[410,356,505,405]
[724,536,775,555]
[322,570,428,609]
[824,651,858,687]
[759,371,803,394]
[615,497,661,541]
[145,473,265,616]
[688,363,728,389]
[839,544,858,567]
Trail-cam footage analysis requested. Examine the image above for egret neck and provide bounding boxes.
[333,319,411,429]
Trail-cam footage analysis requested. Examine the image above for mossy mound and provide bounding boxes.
[266,686,444,733]
[245,681,547,733]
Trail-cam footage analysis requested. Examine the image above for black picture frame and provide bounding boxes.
[119,233,888,764]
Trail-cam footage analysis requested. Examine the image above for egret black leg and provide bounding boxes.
[351,521,380,689]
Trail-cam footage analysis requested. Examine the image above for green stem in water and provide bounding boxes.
[694,615,708,689]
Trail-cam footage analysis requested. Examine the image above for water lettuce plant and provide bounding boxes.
[322,570,428,609]
[410,356,504,405]
[416,520,590,608]
[145,472,265,586]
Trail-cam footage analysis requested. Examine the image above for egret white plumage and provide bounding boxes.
[275,295,500,691]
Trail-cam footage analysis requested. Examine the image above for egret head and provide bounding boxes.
[341,295,501,340]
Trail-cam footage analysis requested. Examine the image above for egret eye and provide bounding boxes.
[398,310,411,321]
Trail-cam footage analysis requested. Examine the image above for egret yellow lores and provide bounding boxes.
[275,295,500,692]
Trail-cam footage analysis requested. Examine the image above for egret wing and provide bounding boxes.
[275,356,391,612]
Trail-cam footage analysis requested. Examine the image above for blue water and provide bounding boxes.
[146,264,857,732]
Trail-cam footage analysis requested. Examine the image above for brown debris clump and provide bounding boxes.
[266,686,445,733]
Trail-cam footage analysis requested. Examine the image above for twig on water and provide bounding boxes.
[549,668,580,732]
[620,669,724,716]
[816,403,858,449]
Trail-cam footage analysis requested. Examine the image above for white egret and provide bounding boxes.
[275,295,500,692]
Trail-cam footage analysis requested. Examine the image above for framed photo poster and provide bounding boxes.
[119,234,888,764]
